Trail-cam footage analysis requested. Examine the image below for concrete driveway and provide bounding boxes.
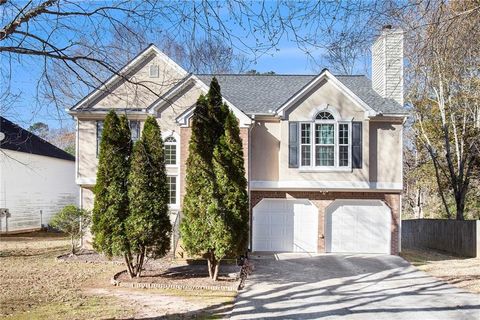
[231,253,480,320]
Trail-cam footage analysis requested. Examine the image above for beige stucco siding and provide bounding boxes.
[154,83,204,132]
[287,80,366,121]
[86,53,186,110]
[81,187,94,210]
[250,119,281,181]
[369,122,403,184]
[78,120,97,180]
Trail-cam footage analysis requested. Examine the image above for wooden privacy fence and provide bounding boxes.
[402,219,480,257]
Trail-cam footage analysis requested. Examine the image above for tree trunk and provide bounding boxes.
[212,260,220,281]
[135,249,145,278]
[71,236,76,255]
[428,148,452,219]
[207,251,218,280]
[455,189,466,221]
[124,254,135,279]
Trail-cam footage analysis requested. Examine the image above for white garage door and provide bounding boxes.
[326,200,391,254]
[252,199,318,253]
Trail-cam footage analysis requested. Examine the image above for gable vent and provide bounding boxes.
[149,64,159,78]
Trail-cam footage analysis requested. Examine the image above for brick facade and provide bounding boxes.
[250,191,401,255]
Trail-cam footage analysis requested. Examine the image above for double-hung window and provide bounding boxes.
[315,123,335,166]
[299,110,351,169]
[338,123,349,166]
[167,176,177,205]
[300,123,311,166]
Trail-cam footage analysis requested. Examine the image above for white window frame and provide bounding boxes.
[314,121,336,167]
[337,122,351,167]
[162,131,180,168]
[300,123,312,167]
[164,136,178,167]
[167,175,180,209]
[162,130,180,210]
[298,110,352,171]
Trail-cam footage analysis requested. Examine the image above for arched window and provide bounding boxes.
[315,111,334,120]
[299,109,351,168]
[164,136,177,166]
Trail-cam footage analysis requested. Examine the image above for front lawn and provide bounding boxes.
[0,231,235,319]
[401,248,480,294]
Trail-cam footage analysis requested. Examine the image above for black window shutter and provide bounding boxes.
[352,121,363,169]
[289,122,299,168]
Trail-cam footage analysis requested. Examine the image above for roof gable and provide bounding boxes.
[70,44,188,111]
[0,117,75,161]
[275,70,377,117]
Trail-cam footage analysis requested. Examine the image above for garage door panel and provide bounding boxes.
[252,199,318,253]
[326,200,391,254]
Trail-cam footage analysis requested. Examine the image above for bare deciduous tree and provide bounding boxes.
[1,0,420,118]
[405,1,480,220]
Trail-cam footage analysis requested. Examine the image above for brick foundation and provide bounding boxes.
[250,191,401,255]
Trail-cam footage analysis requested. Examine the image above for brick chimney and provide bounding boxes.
[372,25,404,106]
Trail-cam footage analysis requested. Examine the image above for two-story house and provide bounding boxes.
[69,27,406,255]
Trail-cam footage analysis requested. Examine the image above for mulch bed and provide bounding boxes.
[57,250,242,291]
[116,263,241,290]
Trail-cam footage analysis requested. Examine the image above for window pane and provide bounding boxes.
[301,123,311,144]
[167,176,176,204]
[315,124,334,144]
[316,146,334,166]
[315,111,334,120]
[301,145,311,166]
[165,145,176,165]
[339,124,348,145]
[129,121,140,142]
[339,145,349,167]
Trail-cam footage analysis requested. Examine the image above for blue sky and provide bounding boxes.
[1,1,373,131]
[4,41,323,131]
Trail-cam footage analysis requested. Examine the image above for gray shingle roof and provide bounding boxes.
[0,117,75,161]
[196,74,405,115]
[335,76,405,115]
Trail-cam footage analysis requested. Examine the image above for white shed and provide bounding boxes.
[0,117,78,233]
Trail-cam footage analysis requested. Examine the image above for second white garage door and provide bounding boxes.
[325,199,392,254]
[252,199,318,253]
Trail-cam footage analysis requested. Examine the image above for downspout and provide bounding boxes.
[75,118,79,183]
[247,119,254,256]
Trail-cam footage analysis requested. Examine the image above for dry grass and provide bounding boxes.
[0,231,235,319]
[0,231,131,319]
[401,248,480,294]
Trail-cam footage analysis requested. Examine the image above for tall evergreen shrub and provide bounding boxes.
[126,116,171,277]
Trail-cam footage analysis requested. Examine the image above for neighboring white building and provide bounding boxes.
[0,117,78,233]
